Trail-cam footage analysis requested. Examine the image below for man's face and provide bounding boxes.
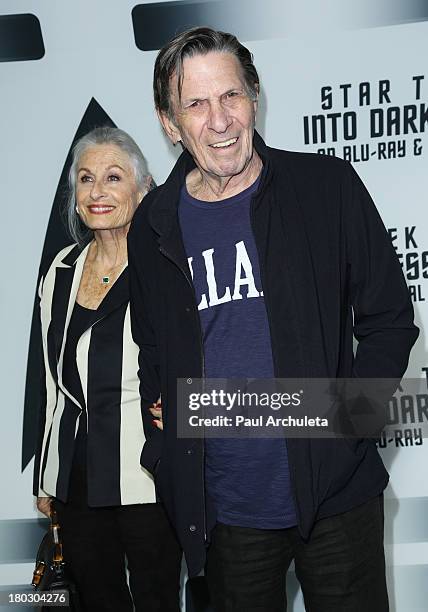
[160,51,258,180]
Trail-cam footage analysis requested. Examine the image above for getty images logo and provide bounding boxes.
[188,388,303,412]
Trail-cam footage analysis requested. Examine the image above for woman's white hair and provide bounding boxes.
[66,126,154,246]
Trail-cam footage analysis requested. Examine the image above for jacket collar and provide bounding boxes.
[148,129,274,237]
[60,243,83,267]
[57,242,129,318]
[146,130,275,279]
[53,242,129,411]
[54,243,89,410]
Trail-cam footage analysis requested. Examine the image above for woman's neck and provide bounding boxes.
[89,226,129,269]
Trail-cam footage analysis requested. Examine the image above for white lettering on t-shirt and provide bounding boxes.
[188,241,262,311]
[232,241,260,301]
[203,248,232,307]
[188,256,209,310]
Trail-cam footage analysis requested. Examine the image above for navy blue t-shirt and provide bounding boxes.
[178,176,297,529]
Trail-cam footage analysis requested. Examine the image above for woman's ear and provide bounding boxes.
[137,175,154,203]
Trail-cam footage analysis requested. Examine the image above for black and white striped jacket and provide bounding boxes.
[33,243,156,506]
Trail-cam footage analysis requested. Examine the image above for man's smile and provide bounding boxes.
[210,137,239,149]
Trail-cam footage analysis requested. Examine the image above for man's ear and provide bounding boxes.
[157,109,182,146]
[252,83,260,117]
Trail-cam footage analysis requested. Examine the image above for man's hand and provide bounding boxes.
[149,398,163,430]
[36,496,52,517]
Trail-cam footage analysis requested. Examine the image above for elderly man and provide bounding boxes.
[128,27,418,611]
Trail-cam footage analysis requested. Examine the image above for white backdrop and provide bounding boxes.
[1,1,427,610]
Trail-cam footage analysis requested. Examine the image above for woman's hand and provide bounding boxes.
[149,398,163,431]
[37,496,52,517]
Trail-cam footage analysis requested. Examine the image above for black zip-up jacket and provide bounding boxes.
[128,131,418,577]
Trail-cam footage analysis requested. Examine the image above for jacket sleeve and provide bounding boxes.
[343,162,419,435]
[32,275,56,497]
[346,162,419,379]
[128,204,164,475]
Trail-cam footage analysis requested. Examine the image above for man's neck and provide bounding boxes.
[185,151,263,202]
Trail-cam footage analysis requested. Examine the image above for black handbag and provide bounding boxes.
[32,504,82,611]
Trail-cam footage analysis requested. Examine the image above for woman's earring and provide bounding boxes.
[76,206,80,215]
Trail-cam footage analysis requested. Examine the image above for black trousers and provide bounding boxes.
[53,464,182,612]
[206,495,388,612]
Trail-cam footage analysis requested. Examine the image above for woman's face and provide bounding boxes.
[75,144,145,232]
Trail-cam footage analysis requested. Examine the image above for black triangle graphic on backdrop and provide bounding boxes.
[22,98,116,472]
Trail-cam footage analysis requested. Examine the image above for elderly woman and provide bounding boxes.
[33,127,181,612]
